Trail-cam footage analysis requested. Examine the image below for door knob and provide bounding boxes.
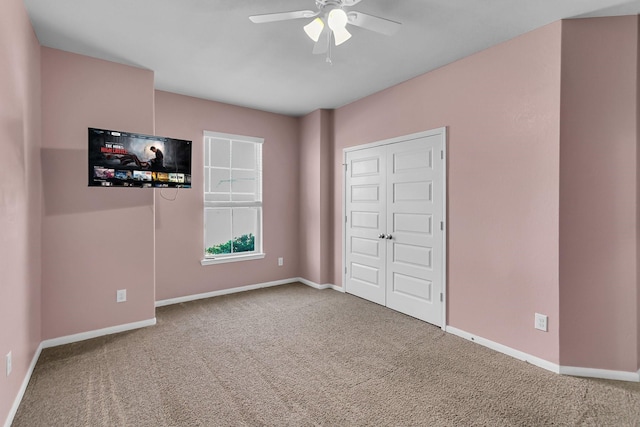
[385,234,393,239]
[378,233,385,239]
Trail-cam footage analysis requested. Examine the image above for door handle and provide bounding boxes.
[385,234,393,240]
[378,233,385,239]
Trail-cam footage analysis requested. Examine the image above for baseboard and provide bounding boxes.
[155,278,301,307]
[296,277,344,292]
[3,342,43,427]
[446,326,640,382]
[559,366,640,382]
[446,326,560,374]
[41,318,157,349]
[156,278,344,308]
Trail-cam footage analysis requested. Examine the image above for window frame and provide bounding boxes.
[201,131,264,266]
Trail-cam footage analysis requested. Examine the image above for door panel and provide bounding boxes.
[393,243,432,268]
[393,181,433,202]
[351,185,380,202]
[351,211,379,229]
[392,272,432,300]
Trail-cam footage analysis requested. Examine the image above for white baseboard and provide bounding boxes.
[446,326,640,382]
[155,277,344,308]
[559,366,640,382]
[155,278,298,307]
[41,318,157,349]
[3,342,43,427]
[297,277,343,292]
[446,326,561,374]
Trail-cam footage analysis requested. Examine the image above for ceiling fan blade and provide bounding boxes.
[346,11,401,36]
[313,26,330,55]
[342,0,363,6]
[249,10,318,24]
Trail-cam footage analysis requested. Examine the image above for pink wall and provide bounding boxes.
[299,111,322,283]
[153,91,300,301]
[0,0,41,423]
[319,111,334,286]
[299,110,333,285]
[559,16,639,372]
[40,48,156,339]
[333,23,563,363]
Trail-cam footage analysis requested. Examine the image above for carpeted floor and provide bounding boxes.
[12,282,640,426]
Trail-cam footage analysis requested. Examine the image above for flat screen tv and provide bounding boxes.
[88,127,192,188]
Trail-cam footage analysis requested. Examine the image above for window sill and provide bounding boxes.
[200,253,266,266]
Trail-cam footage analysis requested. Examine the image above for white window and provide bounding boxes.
[201,131,264,265]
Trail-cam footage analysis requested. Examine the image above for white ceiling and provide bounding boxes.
[23,0,640,116]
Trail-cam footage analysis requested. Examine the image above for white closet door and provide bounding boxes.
[345,146,387,305]
[344,129,445,326]
[386,135,443,325]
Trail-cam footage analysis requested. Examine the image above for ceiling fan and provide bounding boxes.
[249,0,401,55]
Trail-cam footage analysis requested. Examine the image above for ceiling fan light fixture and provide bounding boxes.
[332,27,352,46]
[304,17,325,42]
[328,8,351,45]
[249,0,402,57]
[328,8,348,29]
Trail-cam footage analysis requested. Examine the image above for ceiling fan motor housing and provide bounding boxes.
[316,0,344,15]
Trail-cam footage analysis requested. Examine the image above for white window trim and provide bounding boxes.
[200,252,266,266]
[202,131,264,265]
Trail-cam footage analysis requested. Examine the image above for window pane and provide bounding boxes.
[232,141,256,169]
[231,208,258,253]
[209,168,231,193]
[231,169,256,197]
[204,208,232,255]
[210,138,230,168]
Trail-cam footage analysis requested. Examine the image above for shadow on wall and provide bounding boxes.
[41,148,153,216]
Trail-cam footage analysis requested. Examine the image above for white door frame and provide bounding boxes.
[342,127,448,330]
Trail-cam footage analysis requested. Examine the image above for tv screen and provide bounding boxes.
[88,127,192,188]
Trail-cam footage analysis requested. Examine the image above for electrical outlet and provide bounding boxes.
[535,313,548,332]
[116,289,127,303]
[278,257,283,267]
[6,351,12,376]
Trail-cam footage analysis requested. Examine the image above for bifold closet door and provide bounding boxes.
[344,145,387,305]
[385,135,443,325]
[345,131,444,326]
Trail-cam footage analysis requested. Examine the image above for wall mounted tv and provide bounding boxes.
[88,127,192,188]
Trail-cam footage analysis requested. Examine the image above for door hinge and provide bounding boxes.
[345,266,348,274]
[345,215,348,223]
[344,163,348,172]
[440,292,443,302]
[440,221,444,231]
[441,150,444,160]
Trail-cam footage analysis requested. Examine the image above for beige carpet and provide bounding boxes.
[13,283,640,426]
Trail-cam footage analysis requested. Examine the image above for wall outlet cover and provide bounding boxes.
[117,289,127,303]
[535,313,548,332]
